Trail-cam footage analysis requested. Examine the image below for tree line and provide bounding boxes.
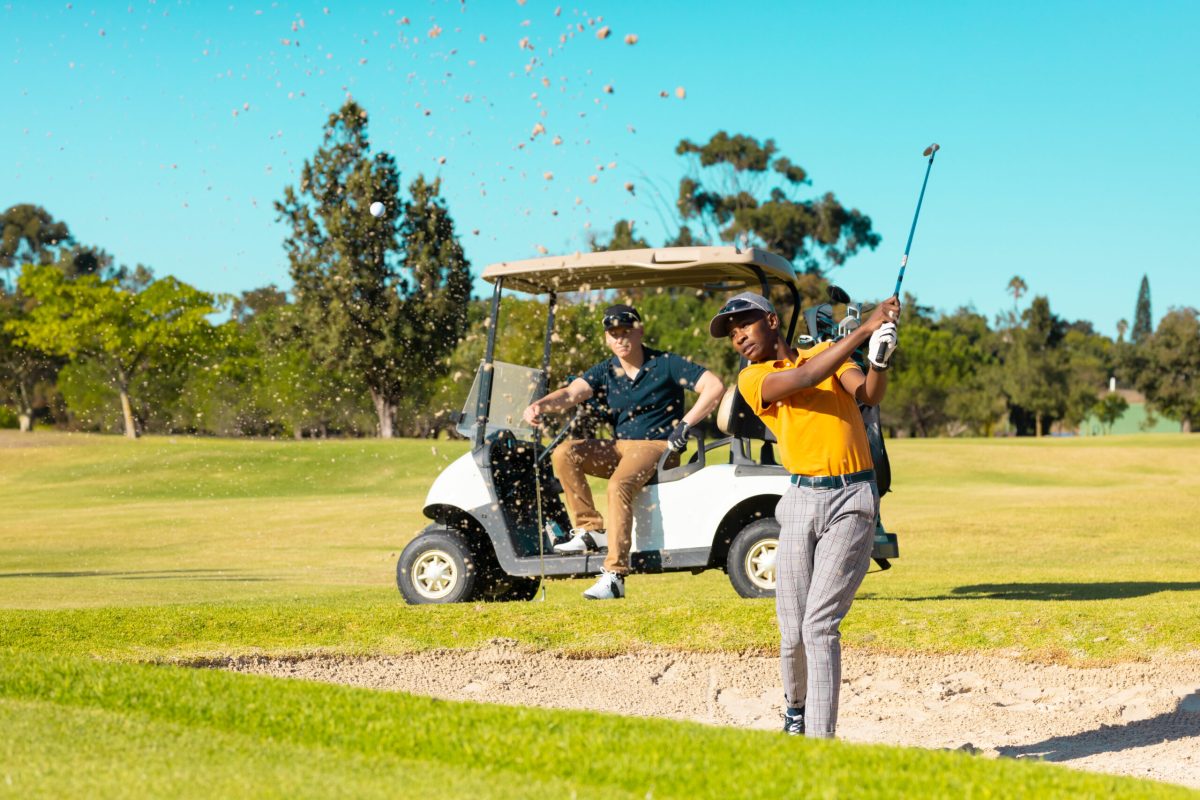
[2,104,1197,437]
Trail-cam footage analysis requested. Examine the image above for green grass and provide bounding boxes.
[1,651,1191,799]
[3,431,1199,797]
[2,431,1198,663]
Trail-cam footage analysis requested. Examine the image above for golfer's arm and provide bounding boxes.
[682,371,724,427]
[536,377,593,414]
[760,327,872,405]
[860,366,888,406]
[840,365,888,407]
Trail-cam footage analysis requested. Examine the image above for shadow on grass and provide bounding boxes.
[998,691,1200,763]
[871,582,1200,601]
[0,569,276,582]
[950,582,1200,600]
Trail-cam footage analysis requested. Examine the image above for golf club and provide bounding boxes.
[875,142,940,364]
[829,285,861,339]
[531,425,548,601]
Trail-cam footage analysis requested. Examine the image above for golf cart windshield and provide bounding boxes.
[457,360,541,440]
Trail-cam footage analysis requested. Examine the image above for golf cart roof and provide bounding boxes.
[481,246,799,294]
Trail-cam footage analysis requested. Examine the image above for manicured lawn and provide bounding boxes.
[3,431,1199,797]
[2,431,1198,663]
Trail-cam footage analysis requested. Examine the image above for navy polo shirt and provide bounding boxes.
[581,346,708,440]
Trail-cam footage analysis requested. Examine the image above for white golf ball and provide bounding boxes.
[369,201,385,217]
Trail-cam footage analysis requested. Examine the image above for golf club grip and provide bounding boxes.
[873,340,888,366]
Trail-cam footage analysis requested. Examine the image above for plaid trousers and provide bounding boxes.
[775,480,878,738]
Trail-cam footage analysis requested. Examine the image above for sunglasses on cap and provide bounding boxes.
[603,311,641,329]
[718,298,763,315]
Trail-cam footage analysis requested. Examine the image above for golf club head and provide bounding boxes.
[828,285,851,305]
[804,304,836,343]
[923,143,940,157]
[840,311,859,338]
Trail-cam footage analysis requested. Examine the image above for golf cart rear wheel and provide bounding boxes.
[727,518,779,599]
[396,528,480,605]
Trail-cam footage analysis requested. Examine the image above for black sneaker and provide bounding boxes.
[782,707,805,736]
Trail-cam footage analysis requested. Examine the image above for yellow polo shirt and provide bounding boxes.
[737,341,873,477]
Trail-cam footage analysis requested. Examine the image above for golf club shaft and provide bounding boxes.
[532,426,547,600]
[876,146,938,365]
[892,148,937,299]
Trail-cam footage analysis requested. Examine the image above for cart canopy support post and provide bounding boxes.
[475,278,503,450]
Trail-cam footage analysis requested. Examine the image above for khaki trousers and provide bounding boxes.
[550,439,676,575]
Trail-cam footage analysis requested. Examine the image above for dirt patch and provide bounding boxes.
[220,645,1200,789]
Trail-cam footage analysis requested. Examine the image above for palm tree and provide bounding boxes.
[1007,275,1028,312]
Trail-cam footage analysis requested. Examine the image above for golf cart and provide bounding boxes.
[396,246,899,604]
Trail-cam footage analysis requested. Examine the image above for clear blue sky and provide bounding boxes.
[4,1,1197,336]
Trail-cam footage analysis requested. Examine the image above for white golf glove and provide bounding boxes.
[868,322,898,370]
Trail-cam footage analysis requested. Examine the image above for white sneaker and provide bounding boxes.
[552,528,606,554]
[583,570,625,600]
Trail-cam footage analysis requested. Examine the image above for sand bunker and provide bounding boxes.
[220,645,1200,789]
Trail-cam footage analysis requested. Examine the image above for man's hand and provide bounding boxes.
[667,421,690,453]
[868,322,899,370]
[862,296,901,334]
[522,402,543,427]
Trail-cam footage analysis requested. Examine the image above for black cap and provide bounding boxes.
[602,304,642,330]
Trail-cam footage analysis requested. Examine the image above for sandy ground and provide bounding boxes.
[220,644,1200,790]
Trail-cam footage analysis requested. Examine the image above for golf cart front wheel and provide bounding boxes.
[396,528,480,604]
[727,519,779,599]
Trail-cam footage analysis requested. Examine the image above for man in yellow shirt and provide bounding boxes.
[709,290,899,739]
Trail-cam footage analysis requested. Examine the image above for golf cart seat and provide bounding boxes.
[715,386,778,467]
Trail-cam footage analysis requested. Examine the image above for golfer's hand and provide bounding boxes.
[863,296,901,333]
[868,322,899,370]
[667,421,690,453]
[522,402,542,427]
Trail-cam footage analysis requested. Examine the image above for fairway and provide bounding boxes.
[2,431,1199,796]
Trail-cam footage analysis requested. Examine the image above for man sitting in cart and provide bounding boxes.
[522,303,725,600]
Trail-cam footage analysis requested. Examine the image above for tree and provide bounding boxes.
[1059,324,1111,430]
[278,100,467,438]
[9,264,217,438]
[590,220,651,252]
[1001,295,1070,436]
[673,132,879,274]
[0,291,57,431]
[881,303,999,437]
[1130,307,1200,433]
[1095,393,1129,434]
[1132,274,1152,344]
[1006,275,1027,314]
[394,174,473,435]
[0,204,73,289]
